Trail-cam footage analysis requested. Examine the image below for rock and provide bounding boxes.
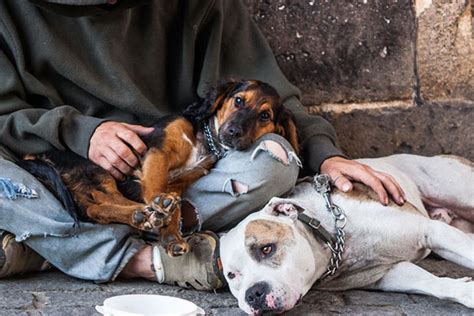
[246,0,416,105]
[416,0,474,101]
[311,100,474,160]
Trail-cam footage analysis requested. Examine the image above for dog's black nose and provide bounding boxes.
[245,281,270,308]
[227,126,242,138]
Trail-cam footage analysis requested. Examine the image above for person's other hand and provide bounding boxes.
[88,121,154,180]
[320,156,406,206]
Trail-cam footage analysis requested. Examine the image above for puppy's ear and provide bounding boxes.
[183,80,240,122]
[263,197,305,221]
[275,108,300,154]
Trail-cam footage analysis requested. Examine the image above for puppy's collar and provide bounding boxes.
[203,121,226,159]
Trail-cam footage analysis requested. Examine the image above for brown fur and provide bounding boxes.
[28,80,300,258]
[245,219,294,267]
[334,183,420,215]
[440,155,474,168]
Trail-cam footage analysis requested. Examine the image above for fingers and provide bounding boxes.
[102,147,133,176]
[96,156,125,180]
[329,172,353,193]
[373,171,406,205]
[88,121,153,179]
[320,156,406,206]
[116,124,150,155]
[123,123,155,136]
[110,139,139,168]
[352,167,390,205]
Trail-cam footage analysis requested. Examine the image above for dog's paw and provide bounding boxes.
[150,192,181,216]
[131,193,181,231]
[452,278,474,308]
[166,239,189,257]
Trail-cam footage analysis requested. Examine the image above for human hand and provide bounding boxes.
[320,156,406,206]
[88,121,154,180]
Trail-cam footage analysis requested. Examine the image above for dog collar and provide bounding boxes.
[203,121,226,159]
[298,174,347,281]
[297,212,336,246]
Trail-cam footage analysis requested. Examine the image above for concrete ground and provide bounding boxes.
[1,257,472,315]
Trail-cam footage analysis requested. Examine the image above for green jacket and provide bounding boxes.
[0,0,342,173]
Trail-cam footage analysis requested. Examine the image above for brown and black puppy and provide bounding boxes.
[20,79,299,257]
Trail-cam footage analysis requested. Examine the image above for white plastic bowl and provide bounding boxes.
[95,294,205,316]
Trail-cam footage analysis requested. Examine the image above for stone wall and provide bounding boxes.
[417,0,474,101]
[246,0,474,160]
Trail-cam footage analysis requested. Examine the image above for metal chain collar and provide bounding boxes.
[203,122,226,159]
[312,174,347,280]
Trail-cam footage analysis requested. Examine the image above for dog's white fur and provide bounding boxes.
[220,154,474,315]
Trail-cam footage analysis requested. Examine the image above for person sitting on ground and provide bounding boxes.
[0,0,405,289]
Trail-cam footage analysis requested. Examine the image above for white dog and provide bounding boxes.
[220,154,473,315]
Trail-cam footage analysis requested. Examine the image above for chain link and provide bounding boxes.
[312,174,347,280]
[203,122,226,159]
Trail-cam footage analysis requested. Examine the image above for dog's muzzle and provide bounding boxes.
[245,281,271,310]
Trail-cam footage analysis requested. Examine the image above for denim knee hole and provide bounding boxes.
[250,140,302,167]
[222,179,249,197]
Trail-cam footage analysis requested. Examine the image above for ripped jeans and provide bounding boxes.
[0,134,300,282]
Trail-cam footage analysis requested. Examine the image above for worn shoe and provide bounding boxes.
[0,232,51,278]
[152,231,226,290]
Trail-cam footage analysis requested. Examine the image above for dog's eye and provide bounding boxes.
[260,244,275,256]
[227,272,236,279]
[234,97,243,108]
[259,111,271,122]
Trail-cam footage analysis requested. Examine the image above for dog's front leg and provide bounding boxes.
[141,149,170,204]
[426,221,474,269]
[159,205,189,257]
[370,261,473,308]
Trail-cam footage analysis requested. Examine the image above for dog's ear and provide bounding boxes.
[275,108,300,154]
[263,197,305,221]
[183,80,240,122]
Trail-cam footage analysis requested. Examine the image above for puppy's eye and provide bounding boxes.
[259,111,271,122]
[234,97,243,107]
[260,244,275,256]
[227,272,236,279]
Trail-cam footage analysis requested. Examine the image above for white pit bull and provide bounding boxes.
[220,154,473,315]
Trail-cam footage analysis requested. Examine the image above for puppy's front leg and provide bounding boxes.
[159,205,189,257]
[141,149,169,203]
[371,261,473,308]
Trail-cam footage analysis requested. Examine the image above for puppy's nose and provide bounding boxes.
[245,281,270,308]
[227,126,242,138]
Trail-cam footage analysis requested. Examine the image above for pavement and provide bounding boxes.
[0,257,472,315]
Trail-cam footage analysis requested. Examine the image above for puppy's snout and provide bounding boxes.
[245,281,270,308]
[227,126,242,138]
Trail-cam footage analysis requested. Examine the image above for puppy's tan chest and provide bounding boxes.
[182,132,209,167]
[168,132,212,182]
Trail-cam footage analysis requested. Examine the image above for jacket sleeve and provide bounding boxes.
[195,0,345,173]
[0,49,105,159]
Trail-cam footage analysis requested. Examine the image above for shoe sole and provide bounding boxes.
[198,230,226,289]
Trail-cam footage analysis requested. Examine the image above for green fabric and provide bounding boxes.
[0,0,342,173]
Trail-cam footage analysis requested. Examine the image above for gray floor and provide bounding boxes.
[0,258,472,315]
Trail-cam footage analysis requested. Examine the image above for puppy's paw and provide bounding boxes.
[131,193,181,232]
[150,192,181,216]
[166,239,189,257]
